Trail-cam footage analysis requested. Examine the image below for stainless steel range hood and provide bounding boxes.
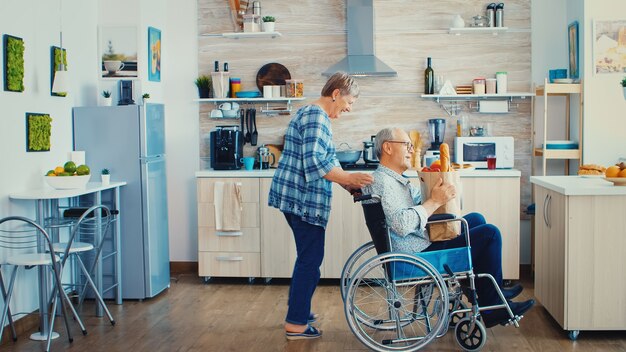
[323,0,397,77]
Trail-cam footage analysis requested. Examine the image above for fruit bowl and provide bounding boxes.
[45,175,91,190]
[604,177,626,186]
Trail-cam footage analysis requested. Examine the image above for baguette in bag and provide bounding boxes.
[417,170,462,241]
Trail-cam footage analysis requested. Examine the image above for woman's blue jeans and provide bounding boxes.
[283,212,325,325]
[423,212,503,306]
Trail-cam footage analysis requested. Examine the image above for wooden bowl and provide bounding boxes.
[604,177,626,186]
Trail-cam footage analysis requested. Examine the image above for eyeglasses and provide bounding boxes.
[386,140,415,152]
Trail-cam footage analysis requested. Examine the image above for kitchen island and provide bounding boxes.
[197,169,521,280]
[530,176,626,340]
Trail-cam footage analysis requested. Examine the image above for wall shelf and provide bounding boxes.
[449,27,509,36]
[195,97,305,116]
[421,92,534,116]
[222,32,282,39]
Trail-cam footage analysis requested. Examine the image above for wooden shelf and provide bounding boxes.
[448,27,508,35]
[221,32,282,39]
[535,83,581,95]
[533,148,582,159]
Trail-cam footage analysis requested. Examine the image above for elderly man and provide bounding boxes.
[362,127,534,328]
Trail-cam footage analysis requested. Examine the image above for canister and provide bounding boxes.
[230,78,241,98]
[473,78,486,95]
[285,79,304,97]
[243,14,261,32]
[496,72,508,94]
[486,78,497,94]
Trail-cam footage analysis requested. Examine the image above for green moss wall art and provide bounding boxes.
[26,113,52,152]
[51,46,68,97]
[3,34,25,92]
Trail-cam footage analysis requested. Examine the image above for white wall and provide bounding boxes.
[582,0,626,165]
[0,0,98,321]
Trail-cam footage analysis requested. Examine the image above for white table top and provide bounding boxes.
[196,169,521,178]
[530,176,626,196]
[10,182,127,200]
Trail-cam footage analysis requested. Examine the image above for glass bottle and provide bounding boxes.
[424,57,434,95]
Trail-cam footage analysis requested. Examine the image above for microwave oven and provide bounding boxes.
[454,136,514,169]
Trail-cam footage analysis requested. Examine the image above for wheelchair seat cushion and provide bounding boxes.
[391,247,472,280]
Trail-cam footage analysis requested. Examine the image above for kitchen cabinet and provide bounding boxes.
[532,79,583,176]
[532,179,626,339]
[197,171,520,281]
[197,178,261,280]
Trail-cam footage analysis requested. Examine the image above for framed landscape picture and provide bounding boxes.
[99,26,138,78]
[593,19,626,74]
[148,27,161,82]
[50,46,67,97]
[568,21,579,79]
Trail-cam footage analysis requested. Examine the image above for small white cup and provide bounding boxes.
[272,85,281,98]
[218,102,232,110]
[222,109,238,118]
[210,109,223,118]
[263,85,273,98]
[230,102,240,110]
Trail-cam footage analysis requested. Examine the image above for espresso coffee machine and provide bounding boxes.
[210,126,244,170]
[423,118,446,166]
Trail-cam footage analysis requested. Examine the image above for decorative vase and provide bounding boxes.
[101,174,110,185]
[263,22,275,33]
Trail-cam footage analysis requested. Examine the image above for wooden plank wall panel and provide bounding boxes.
[198,0,533,215]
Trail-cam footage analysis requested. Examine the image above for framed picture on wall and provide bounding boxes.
[99,26,138,78]
[148,27,161,82]
[593,19,626,74]
[568,21,579,79]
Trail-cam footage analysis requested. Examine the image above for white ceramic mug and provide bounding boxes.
[218,102,232,110]
[263,85,273,98]
[103,60,124,73]
[210,109,223,118]
[272,85,281,98]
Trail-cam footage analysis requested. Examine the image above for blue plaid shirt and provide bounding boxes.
[268,105,339,228]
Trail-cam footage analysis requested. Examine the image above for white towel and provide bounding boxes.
[214,181,243,231]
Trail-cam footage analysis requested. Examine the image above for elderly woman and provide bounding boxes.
[268,72,373,340]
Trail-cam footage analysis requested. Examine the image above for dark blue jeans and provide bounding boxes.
[283,212,325,325]
[423,212,503,306]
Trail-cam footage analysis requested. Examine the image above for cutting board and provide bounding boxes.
[256,63,291,92]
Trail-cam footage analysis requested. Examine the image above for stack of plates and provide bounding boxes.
[543,140,578,149]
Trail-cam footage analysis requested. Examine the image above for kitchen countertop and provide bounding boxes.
[196,169,522,178]
[530,176,626,196]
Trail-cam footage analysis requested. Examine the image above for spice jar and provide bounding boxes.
[285,79,304,97]
[243,14,261,32]
[473,78,486,95]
[486,78,497,94]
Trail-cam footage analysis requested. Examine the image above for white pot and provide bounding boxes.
[101,174,110,185]
[623,87,626,100]
[100,97,113,106]
[263,22,275,33]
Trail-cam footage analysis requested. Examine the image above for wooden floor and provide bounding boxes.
[2,272,626,352]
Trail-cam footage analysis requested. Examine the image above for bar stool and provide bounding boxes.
[53,204,116,325]
[0,216,78,351]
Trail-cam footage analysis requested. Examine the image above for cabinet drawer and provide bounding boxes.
[198,227,260,252]
[197,178,259,203]
[199,252,260,277]
[197,202,259,228]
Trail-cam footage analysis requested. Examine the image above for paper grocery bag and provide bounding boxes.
[417,171,462,241]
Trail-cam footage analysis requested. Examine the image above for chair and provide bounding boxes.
[0,216,78,351]
[53,204,116,325]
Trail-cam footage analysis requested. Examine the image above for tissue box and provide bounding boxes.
[479,100,508,113]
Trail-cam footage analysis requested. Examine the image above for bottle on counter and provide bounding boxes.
[424,57,434,95]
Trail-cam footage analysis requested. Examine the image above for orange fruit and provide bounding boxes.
[606,165,621,177]
[54,166,64,175]
[431,160,441,167]
[618,169,626,178]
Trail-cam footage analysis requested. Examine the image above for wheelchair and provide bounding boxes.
[341,194,523,351]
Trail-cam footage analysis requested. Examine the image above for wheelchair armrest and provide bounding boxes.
[427,213,456,222]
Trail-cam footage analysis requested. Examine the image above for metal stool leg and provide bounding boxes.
[0,266,18,345]
[0,268,18,341]
[75,255,115,324]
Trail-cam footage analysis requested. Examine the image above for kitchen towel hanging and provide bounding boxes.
[213,181,243,231]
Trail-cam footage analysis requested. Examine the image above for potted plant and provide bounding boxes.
[621,76,626,100]
[195,75,212,98]
[101,168,110,185]
[142,93,150,104]
[101,90,112,106]
[262,16,276,33]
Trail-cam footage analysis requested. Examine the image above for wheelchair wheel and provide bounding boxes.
[454,317,486,351]
[340,241,376,302]
[345,253,449,351]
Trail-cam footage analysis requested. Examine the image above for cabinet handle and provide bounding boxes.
[546,195,552,229]
[216,256,243,261]
[543,193,549,227]
[216,231,243,237]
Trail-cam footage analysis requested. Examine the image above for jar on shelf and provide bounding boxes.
[486,78,497,94]
[473,78,486,95]
[285,79,304,97]
[496,72,508,94]
[230,78,241,98]
[243,14,261,33]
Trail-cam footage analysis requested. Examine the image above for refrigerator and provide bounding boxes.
[73,104,170,299]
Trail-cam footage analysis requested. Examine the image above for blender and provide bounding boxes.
[423,118,446,166]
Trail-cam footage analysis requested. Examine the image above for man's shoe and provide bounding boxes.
[481,299,535,328]
[502,284,523,300]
